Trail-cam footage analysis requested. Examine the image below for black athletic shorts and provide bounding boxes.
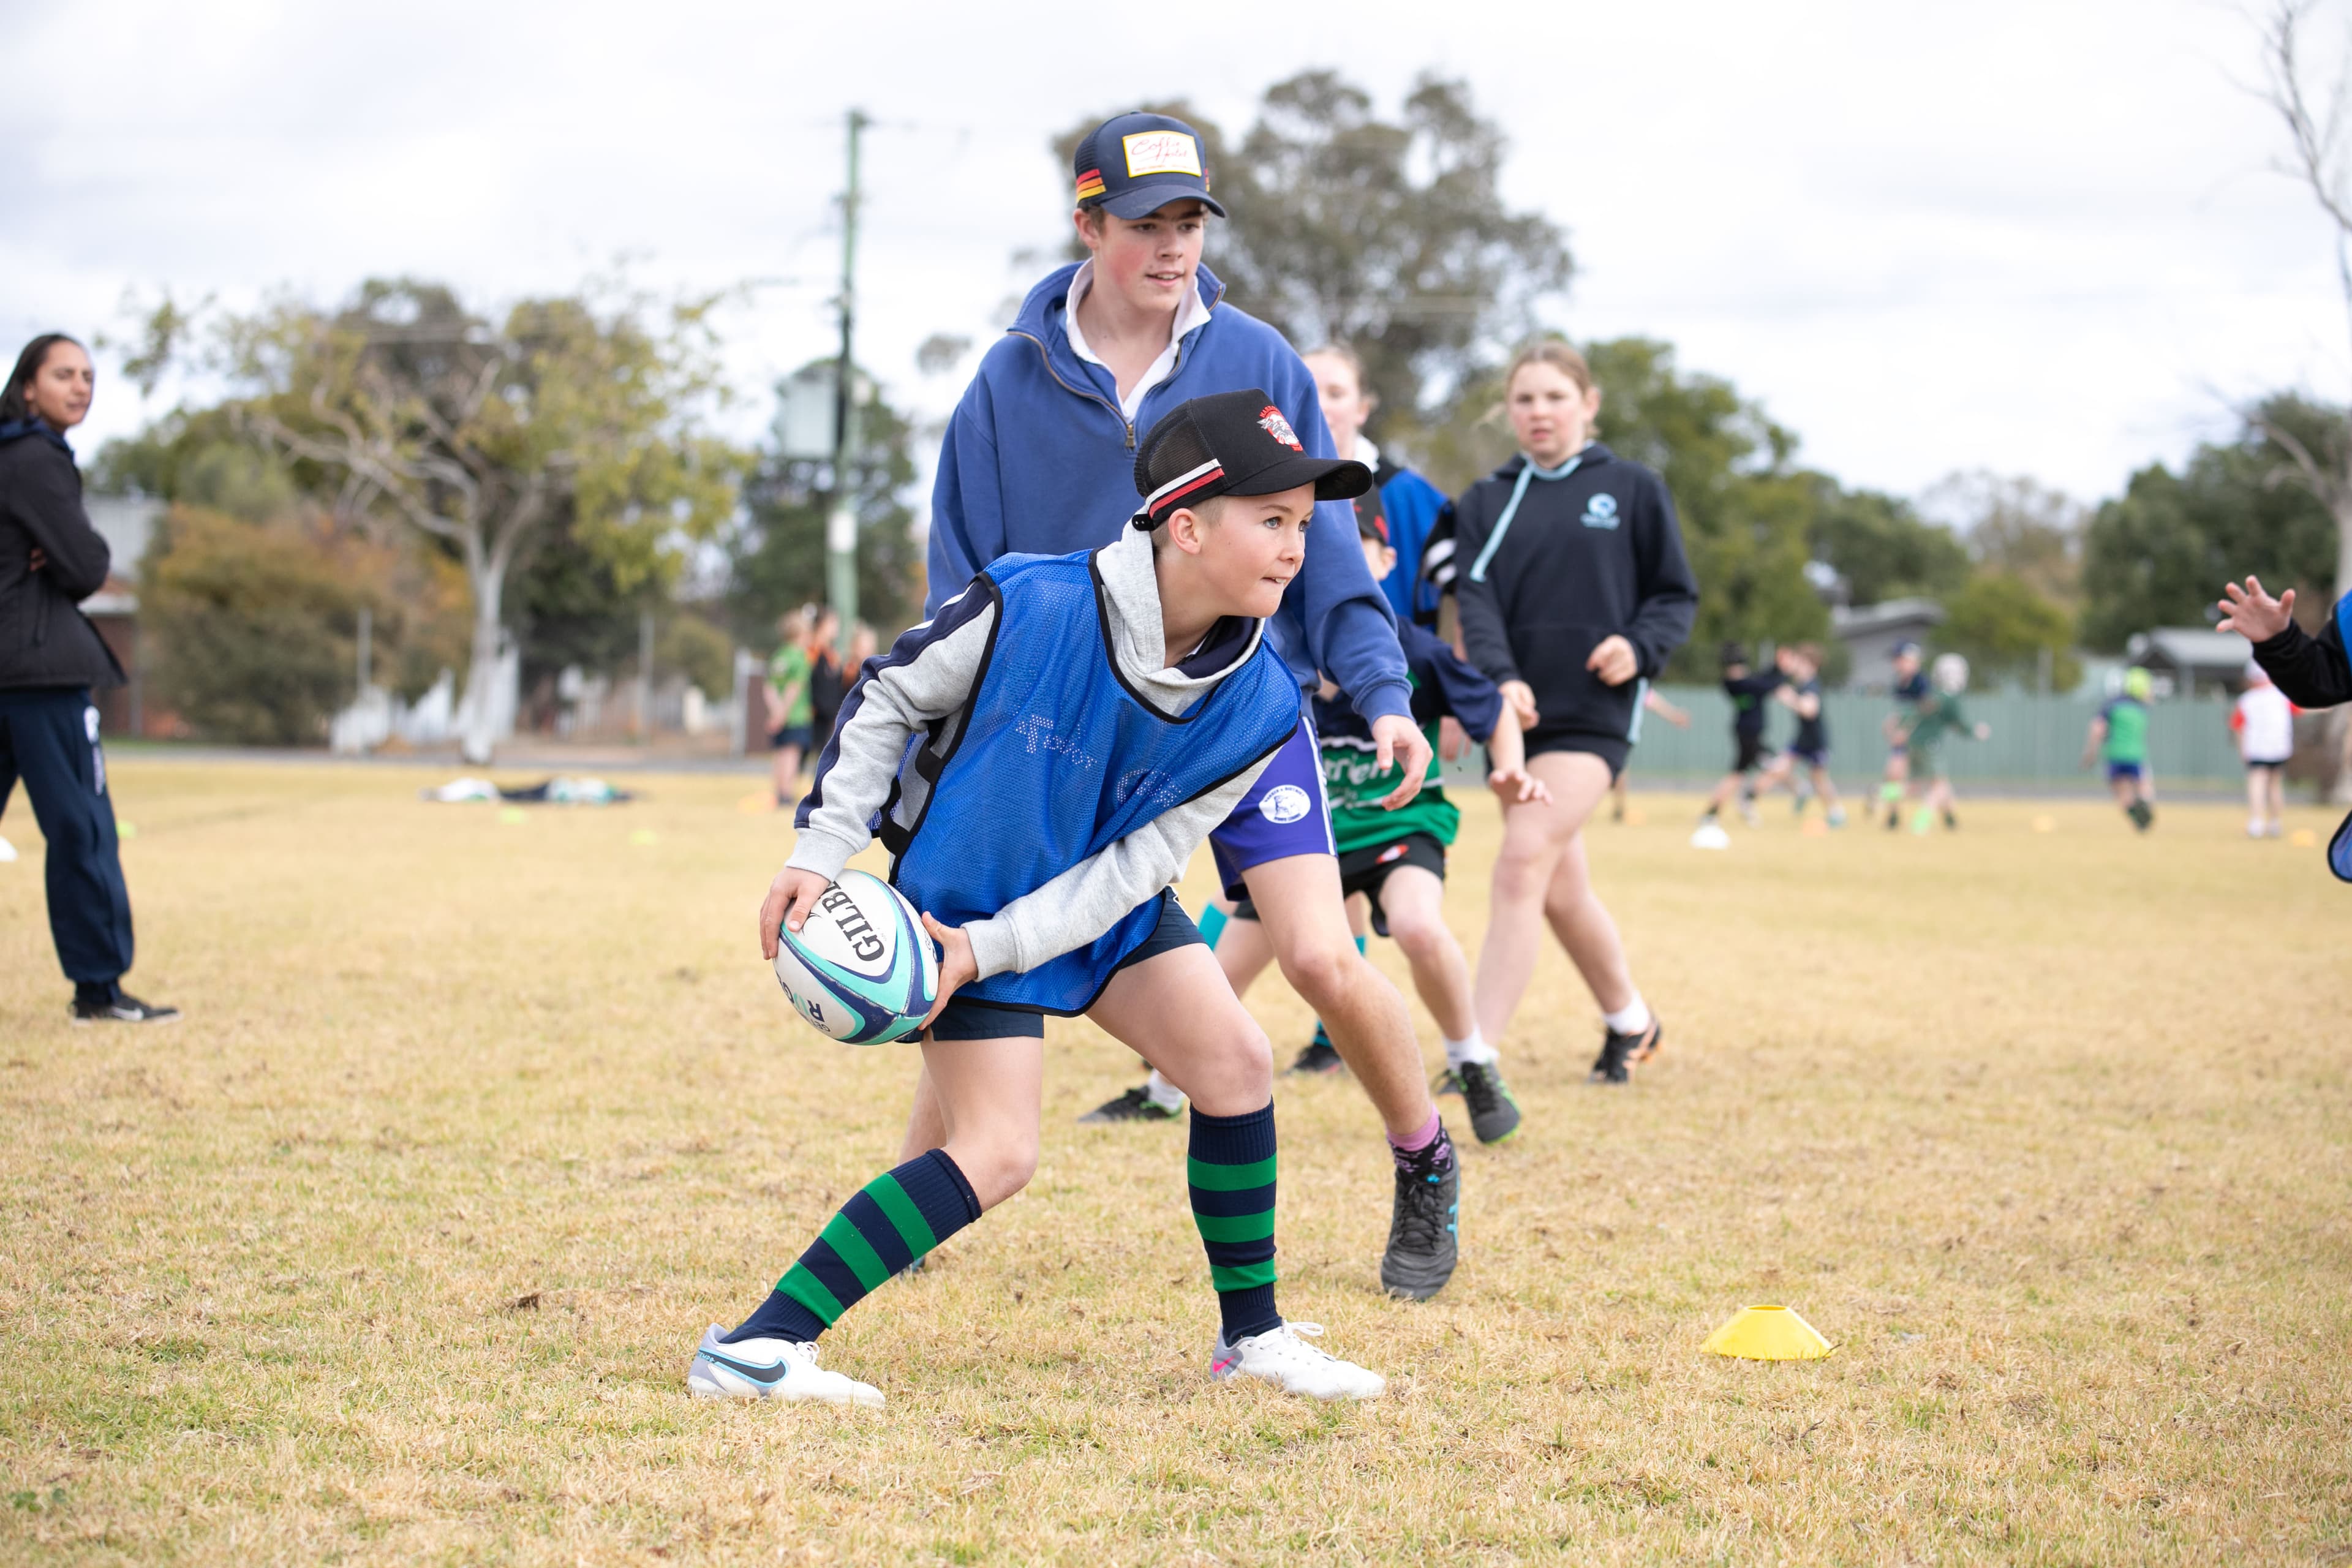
[1732,731,1773,774]
[926,891,1202,1041]
[1229,832,1447,939]
[1526,731,1630,780]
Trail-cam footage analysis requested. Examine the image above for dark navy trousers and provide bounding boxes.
[0,687,134,987]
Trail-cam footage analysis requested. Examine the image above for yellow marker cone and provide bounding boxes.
[2291,829,2318,848]
[2032,815,2056,834]
[1703,1304,1835,1360]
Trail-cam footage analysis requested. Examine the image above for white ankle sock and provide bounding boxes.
[1602,996,1651,1036]
[1444,1031,1497,1068]
[1144,1071,1186,1110]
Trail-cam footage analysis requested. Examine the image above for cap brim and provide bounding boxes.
[1096,183,1227,220]
[1226,454,1372,503]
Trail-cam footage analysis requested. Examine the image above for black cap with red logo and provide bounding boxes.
[1131,389,1371,529]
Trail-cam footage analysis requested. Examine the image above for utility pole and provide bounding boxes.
[826,108,867,659]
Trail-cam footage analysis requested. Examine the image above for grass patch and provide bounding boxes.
[1,760,2346,1564]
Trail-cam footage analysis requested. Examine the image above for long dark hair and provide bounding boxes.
[0,334,83,423]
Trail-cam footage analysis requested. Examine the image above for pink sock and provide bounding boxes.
[1386,1107,1441,1154]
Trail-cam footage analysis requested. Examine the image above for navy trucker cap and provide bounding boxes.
[1075,111,1227,219]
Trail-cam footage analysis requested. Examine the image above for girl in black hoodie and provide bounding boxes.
[1453,342,1695,1089]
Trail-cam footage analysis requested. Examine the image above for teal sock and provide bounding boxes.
[1198,902,1229,949]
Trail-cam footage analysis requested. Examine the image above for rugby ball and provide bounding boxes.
[773,869,940,1044]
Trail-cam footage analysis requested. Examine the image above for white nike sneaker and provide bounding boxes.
[1210,1322,1385,1401]
[685,1325,884,1406]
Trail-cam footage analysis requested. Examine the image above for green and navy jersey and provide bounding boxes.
[1314,622,1504,855]
[1903,692,1973,749]
[2098,696,2149,764]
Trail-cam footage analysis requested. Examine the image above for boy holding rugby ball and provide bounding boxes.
[691,391,1390,1407]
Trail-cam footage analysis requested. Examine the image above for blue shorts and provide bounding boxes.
[927,892,1202,1041]
[769,724,815,752]
[1208,715,1335,901]
[2106,761,2143,782]
[1790,746,1828,769]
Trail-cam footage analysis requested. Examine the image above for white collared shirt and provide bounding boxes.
[1063,259,1215,424]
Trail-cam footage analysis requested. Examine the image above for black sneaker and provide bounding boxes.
[1077,1085,1182,1123]
[1457,1061,1523,1144]
[70,993,179,1025]
[1431,1066,1464,1096]
[1588,1017,1662,1085]
[1381,1141,1460,1300]
[1286,1038,1345,1076]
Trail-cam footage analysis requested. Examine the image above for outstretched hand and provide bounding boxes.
[1488,763,1550,805]
[759,867,833,959]
[919,913,976,1028]
[2216,576,2295,644]
[1371,714,1432,810]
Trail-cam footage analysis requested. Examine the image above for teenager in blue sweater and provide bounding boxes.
[910,112,1460,1302]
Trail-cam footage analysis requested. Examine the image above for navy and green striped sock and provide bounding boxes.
[1188,1102,1281,1343]
[723,1148,980,1344]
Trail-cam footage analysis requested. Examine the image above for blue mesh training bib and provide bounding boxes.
[890,550,1300,1014]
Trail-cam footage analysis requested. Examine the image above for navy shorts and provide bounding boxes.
[1208,716,1335,901]
[1789,746,1828,769]
[769,724,815,752]
[1526,730,1630,780]
[2106,761,2143,782]
[926,891,1203,1041]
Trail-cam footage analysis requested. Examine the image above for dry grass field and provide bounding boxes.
[1,758,2348,1566]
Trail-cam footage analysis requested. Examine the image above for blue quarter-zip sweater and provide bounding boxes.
[927,262,1411,725]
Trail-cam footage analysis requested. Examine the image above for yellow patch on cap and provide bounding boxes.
[1122,130,1202,179]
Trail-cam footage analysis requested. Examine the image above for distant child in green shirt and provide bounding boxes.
[2082,666,2155,832]
[764,608,816,807]
[1896,653,1991,833]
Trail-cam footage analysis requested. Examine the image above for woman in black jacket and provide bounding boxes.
[1454,341,1694,1090]
[0,333,176,1023]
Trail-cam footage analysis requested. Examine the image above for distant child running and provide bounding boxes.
[2216,574,2351,878]
[1192,507,1548,1145]
[2230,658,2296,839]
[2082,667,2155,832]
[1894,653,1990,832]
[1754,643,1844,826]
[1453,341,1698,1090]
[1878,639,1928,829]
[701,393,1389,1406]
[1694,643,1785,840]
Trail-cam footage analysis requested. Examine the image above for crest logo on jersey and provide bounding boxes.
[1123,131,1203,179]
[1257,406,1302,451]
[1581,492,1620,529]
[1259,784,1312,824]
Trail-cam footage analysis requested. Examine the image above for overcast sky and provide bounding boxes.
[7,0,2348,519]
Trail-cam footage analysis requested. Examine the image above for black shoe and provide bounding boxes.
[2128,800,2153,832]
[1885,809,1901,831]
[1943,811,1959,831]
[1077,1085,1182,1123]
[70,993,179,1025]
[1588,1017,1662,1085]
[1286,1038,1345,1076]
[1431,1066,1464,1096]
[1381,1144,1460,1301]
[1456,1061,1523,1144]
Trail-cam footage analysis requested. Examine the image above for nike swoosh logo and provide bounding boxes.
[699,1349,791,1385]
